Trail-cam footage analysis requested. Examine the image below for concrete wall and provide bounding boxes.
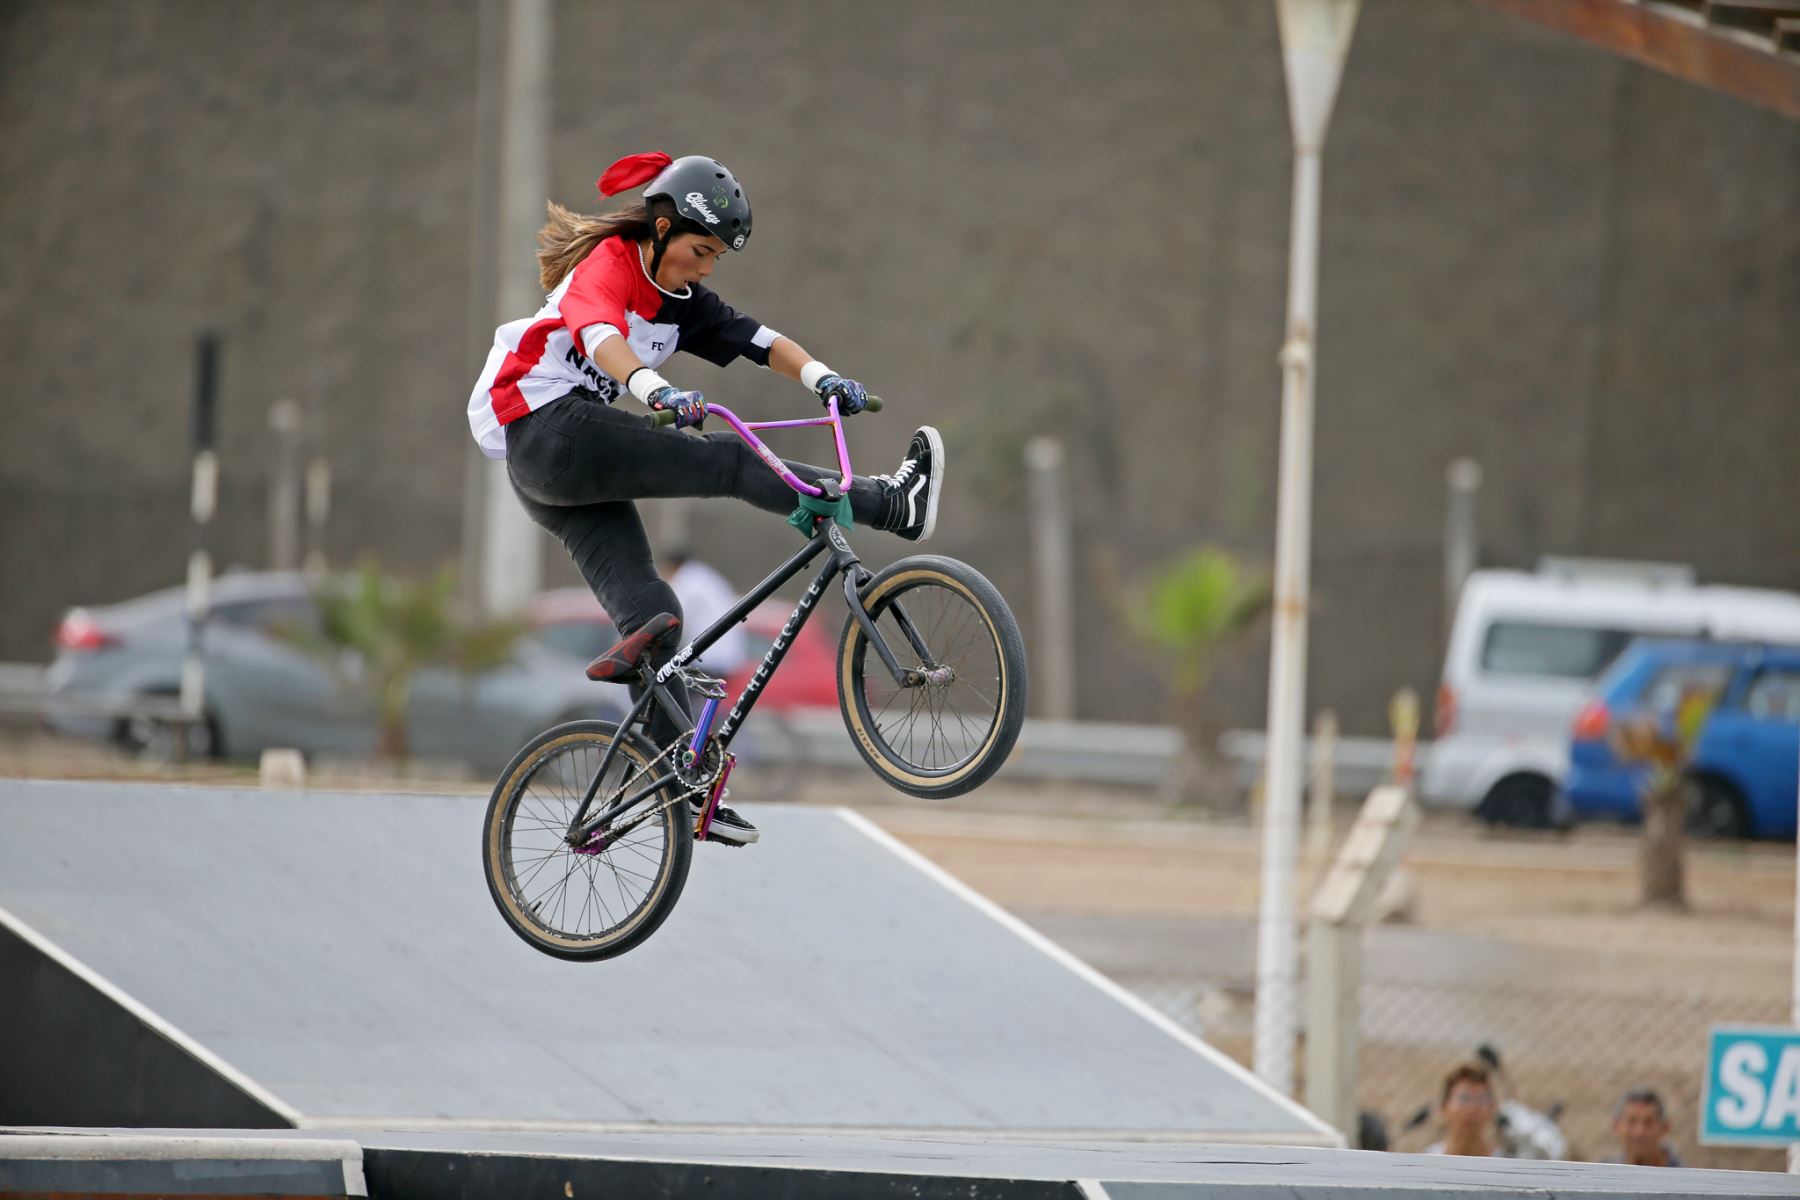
[2,0,1795,733]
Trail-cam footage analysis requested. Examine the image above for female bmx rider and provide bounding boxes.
[466,151,943,847]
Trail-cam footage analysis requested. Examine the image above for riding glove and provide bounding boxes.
[814,374,869,416]
[647,386,708,430]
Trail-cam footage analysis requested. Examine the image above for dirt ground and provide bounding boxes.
[851,786,1797,998]
[831,776,1796,1171]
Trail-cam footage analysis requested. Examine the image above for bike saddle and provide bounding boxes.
[585,612,682,682]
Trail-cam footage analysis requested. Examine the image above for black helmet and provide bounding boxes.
[644,155,752,253]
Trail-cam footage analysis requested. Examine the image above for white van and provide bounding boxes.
[1422,560,1800,825]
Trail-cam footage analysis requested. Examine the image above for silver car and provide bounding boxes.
[42,570,625,772]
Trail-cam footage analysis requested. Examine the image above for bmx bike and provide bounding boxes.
[481,397,1028,960]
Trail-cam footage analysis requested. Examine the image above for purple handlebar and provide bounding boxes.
[695,401,853,499]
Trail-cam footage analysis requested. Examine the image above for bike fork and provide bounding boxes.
[843,568,946,688]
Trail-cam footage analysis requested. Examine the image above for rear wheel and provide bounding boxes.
[1687,776,1752,840]
[837,555,1027,799]
[1479,774,1555,829]
[482,720,691,961]
[118,690,219,762]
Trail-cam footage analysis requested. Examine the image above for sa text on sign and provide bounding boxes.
[1702,1025,1800,1147]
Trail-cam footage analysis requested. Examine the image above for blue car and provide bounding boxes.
[1565,638,1800,838]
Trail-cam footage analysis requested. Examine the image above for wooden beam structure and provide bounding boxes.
[1475,0,1800,121]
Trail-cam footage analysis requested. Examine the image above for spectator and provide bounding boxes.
[663,550,748,676]
[1605,1088,1684,1167]
[1424,1063,1506,1157]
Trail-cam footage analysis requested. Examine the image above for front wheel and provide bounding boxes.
[837,555,1028,799]
[481,719,692,961]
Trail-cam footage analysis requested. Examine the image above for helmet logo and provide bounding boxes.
[684,192,722,225]
[732,234,746,250]
[711,186,730,209]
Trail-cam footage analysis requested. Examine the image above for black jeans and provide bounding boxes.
[505,391,887,749]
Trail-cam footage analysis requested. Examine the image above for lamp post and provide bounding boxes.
[1026,436,1075,722]
[182,333,221,761]
[1256,0,1360,1097]
[477,0,550,616]
[1444,457,1483,637]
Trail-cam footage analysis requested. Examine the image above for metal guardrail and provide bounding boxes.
[0,663,188,722]
[748,711,1180,785]
[1217,729,1407,798]
[0,663,46,716]
[756,710,1405,792]
[1,658,1406,791]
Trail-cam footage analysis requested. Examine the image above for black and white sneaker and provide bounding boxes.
[693,793,760,846]
[875,425,944,542]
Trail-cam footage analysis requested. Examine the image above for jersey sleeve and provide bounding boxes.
[677,286,782,367]
[558,246,634,355]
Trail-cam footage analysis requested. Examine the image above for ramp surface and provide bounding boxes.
[0,780,1328,1142]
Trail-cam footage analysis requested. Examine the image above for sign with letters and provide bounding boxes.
[1702,1025,1800,1146]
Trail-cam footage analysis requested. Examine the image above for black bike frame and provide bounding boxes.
[566,517,929,841]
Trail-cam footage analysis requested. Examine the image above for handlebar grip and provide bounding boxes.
[652,397,880,425]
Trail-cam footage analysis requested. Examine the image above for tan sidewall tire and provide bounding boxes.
[482,719,692,961]
[837,556,1027,798]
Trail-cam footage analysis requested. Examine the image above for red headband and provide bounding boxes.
[597,151,673,198]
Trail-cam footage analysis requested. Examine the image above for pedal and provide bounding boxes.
[691,815,749,847]
[674,666,728,699]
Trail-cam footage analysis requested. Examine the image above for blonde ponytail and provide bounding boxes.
[536,199,651,290]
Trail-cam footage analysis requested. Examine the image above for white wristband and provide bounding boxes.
[799,360,835,393]
[627,368,672,405]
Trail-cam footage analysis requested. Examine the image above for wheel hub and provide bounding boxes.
[570,830,612,856]
[904,665,957,688]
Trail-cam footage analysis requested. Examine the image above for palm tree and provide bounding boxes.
[309,561,525,760]
[1611,683,1719,910]
[1129,547,1273,806]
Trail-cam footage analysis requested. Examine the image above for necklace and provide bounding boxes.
[638,240,692,300]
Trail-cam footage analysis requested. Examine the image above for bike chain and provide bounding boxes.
[572,734,716,848]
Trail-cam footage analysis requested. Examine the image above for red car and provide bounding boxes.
[527,588,838,713]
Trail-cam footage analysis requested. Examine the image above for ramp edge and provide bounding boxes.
[362,1143,1084,1200]
[0,903,304,1127]
[0,1132,366,1197]
[299,1117,1325,1144]
[0,1133,357,1161]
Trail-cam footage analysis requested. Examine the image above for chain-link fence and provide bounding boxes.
[1123,970,1790,1172]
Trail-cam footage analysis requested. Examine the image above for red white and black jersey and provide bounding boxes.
[467,234,780,458]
